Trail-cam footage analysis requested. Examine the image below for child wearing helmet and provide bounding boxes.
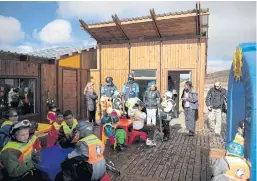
[125,91,141,117]
[158,91,176,141]
[1,109,19,128]
[0,120,50,181]
[211,120,250,181]
[112,90,125,117]
[47,103,58,125]
[100,108,125,151]
[56,121,106,181]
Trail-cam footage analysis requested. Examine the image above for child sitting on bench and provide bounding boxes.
[129,100,156,146]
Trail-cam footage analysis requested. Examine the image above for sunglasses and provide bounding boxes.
[11,115,18,117]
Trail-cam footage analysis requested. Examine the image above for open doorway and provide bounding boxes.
[132,69,156,101]
[167,71,191,113]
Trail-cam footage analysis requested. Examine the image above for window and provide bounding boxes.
[132,70,156,80]
[0,78,37,119]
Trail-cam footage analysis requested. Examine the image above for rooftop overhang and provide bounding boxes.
[79,3,209,44]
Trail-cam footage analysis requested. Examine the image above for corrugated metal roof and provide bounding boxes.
[87,8,209,26]
[28,45,96,59]
[0,50,51,60]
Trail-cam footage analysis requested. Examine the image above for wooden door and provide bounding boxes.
[62,69,78,117]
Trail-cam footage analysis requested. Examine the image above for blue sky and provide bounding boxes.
[0,1,95,49]
[0,1,256,72]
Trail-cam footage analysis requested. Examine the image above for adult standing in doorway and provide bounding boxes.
[122,73,139,117]
[205,82,227,137]
[143,82,161,126]
[181,81,198,136]
[85,82,98,126]
[168,76,175,91]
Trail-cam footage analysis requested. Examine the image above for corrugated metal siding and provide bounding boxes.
[162,39,197,69]
[101,44,129,70]
[130,41,160,69]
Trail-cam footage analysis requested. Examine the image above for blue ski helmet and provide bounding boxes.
[226,141,244,158]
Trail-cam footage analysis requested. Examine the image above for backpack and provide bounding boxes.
[115,129,126,145]
[0,125,11,150]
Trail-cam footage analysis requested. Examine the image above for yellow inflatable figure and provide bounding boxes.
[211,121,251,181]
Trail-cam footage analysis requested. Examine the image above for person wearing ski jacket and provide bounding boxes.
[181,81,198,136]
[205,81,227,136]
[158,91,176,141]
[143,83,161,126]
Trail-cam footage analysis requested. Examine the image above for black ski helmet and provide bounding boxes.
[106,77,113,84]
[128,73,134,81]
[49,103,57,110]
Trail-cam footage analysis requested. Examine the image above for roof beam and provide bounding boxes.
[150,8,162,38]
[196,1,201,35]
[198,1,201,35]
[112,14,129,40]
[79,19,100,42]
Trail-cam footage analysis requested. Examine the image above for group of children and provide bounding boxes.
[0,102,108,181]
[99,86,177,148]
[0,110,47,181]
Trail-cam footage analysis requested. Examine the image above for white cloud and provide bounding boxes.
[34,19,73,44]
[0,15,25,43]
[17,44,34,53]
[57,1,256,61]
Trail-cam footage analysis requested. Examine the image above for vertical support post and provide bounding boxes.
[80,52,83,119]
[128,43,131,72]
[99,43,102,118]
[160,41,163,94]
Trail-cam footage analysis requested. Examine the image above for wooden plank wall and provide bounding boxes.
[81,49,97,69]
[98,38,207,129]
[160,39,198,94]
[61,68,80,118]
[130,41,161,89]
[0,59,38,77]
[101,44,129,91]
[40,64,57,123]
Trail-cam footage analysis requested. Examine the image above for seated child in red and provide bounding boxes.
[47,103,58,124]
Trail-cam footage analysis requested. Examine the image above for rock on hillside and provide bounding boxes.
[205,70,230,85]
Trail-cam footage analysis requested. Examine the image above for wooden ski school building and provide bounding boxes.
[0,5,210,130]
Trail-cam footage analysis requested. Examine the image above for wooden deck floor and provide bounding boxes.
[101,127,226,181]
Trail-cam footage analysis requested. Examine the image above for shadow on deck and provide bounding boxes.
[98,126,226,181]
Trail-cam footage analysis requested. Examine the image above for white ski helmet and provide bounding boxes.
[113,90,121,97]
[164,91,173,98]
